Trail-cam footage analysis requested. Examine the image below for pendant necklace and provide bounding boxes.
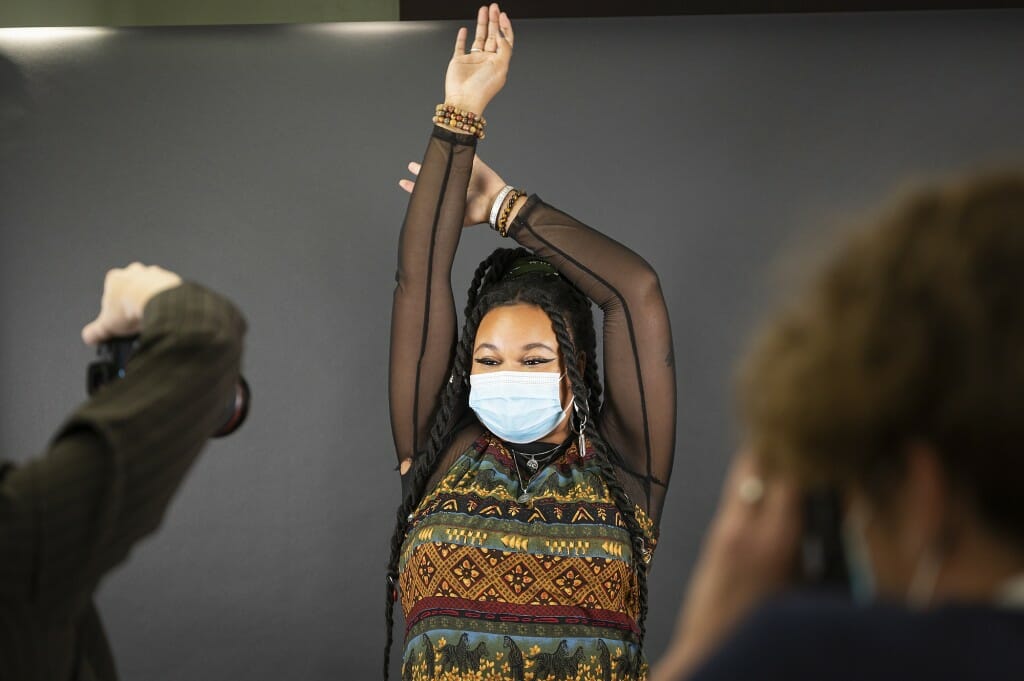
[512,441,563,472]
[507,441,563,504]
[512,463,531,505]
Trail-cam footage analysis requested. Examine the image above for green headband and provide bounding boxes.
[503,257,561,281]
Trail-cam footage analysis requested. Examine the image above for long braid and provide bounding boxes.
[539,298,650,679]
[580,304,604,415]
[553,294,645,636]
[382,290,483,680]
[383,248,523,679]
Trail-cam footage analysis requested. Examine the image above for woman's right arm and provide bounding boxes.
[390,4,514,469]
[389,129,477,467]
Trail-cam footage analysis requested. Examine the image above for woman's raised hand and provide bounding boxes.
[399,155,507,228]
[445,4,514,116]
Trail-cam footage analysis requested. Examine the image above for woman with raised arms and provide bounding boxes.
[385,6,676,680]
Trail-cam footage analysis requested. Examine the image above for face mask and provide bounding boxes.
[469,370,571,444]
[842,499,945,607]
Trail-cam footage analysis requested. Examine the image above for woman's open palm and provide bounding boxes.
[445,4,514,114]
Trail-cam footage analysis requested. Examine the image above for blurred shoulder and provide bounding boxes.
[687,591,1024,681]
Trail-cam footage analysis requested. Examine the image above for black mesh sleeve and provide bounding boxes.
[389,126,478,465]
[509,197,676,523]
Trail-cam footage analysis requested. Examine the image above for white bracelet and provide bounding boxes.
[488,185,515,231]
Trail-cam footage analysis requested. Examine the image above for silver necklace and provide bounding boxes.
[509,442,562,472]
[507,442,563,504]
[511,458,532,504]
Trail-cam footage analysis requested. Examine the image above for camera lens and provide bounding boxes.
[213,377,251,438]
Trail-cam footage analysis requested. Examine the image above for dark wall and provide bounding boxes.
[1,11,1023,679]
[400,1,1024,19]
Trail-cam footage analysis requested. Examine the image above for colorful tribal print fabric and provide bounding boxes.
[399,433,657,681]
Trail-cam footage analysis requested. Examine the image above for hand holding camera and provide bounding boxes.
[83,263,250,437]
[652,453,803,681]
[81,263,182,345]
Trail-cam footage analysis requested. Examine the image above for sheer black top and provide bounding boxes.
[389,126,676,523]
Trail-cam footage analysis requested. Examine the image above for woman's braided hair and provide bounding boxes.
[383,247,650,679]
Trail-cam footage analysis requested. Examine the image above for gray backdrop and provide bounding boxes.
[2,10,1023,680]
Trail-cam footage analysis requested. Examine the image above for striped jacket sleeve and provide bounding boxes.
[0,282,246,616]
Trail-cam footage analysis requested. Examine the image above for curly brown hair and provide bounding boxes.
[739,170,1024,548]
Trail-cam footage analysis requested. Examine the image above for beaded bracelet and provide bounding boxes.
[433,104,487,139]
[496,188,525,237]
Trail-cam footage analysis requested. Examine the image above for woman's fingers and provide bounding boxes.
[484,3,500,52]
[471,5,488,51]
[453,26,467,58]
[498,11,514,50]
[399,163,420,194]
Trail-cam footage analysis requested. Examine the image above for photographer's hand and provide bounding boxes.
[81,263,182,345]
[652,452,802,681]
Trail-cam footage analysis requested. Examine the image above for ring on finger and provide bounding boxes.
[738,476,766,505]
[470,47,483,52]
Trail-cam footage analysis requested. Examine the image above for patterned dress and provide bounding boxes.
[399,433,657,681]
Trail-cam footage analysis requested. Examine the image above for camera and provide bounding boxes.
[87,336,250,438]
[799,487,850,592]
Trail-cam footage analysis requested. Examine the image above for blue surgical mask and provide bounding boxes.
[469,370,572,444]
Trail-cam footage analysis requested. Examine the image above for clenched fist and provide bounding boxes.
[81,263,182,345]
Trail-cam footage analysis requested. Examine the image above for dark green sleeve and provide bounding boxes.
[0,282,246,615]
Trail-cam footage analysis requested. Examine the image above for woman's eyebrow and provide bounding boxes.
[474,342,499,353]
[522,342,555,353]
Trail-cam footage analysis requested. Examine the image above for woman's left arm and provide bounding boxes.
[508,196,676,520]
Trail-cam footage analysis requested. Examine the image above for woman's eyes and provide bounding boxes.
[473,357,555,367]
